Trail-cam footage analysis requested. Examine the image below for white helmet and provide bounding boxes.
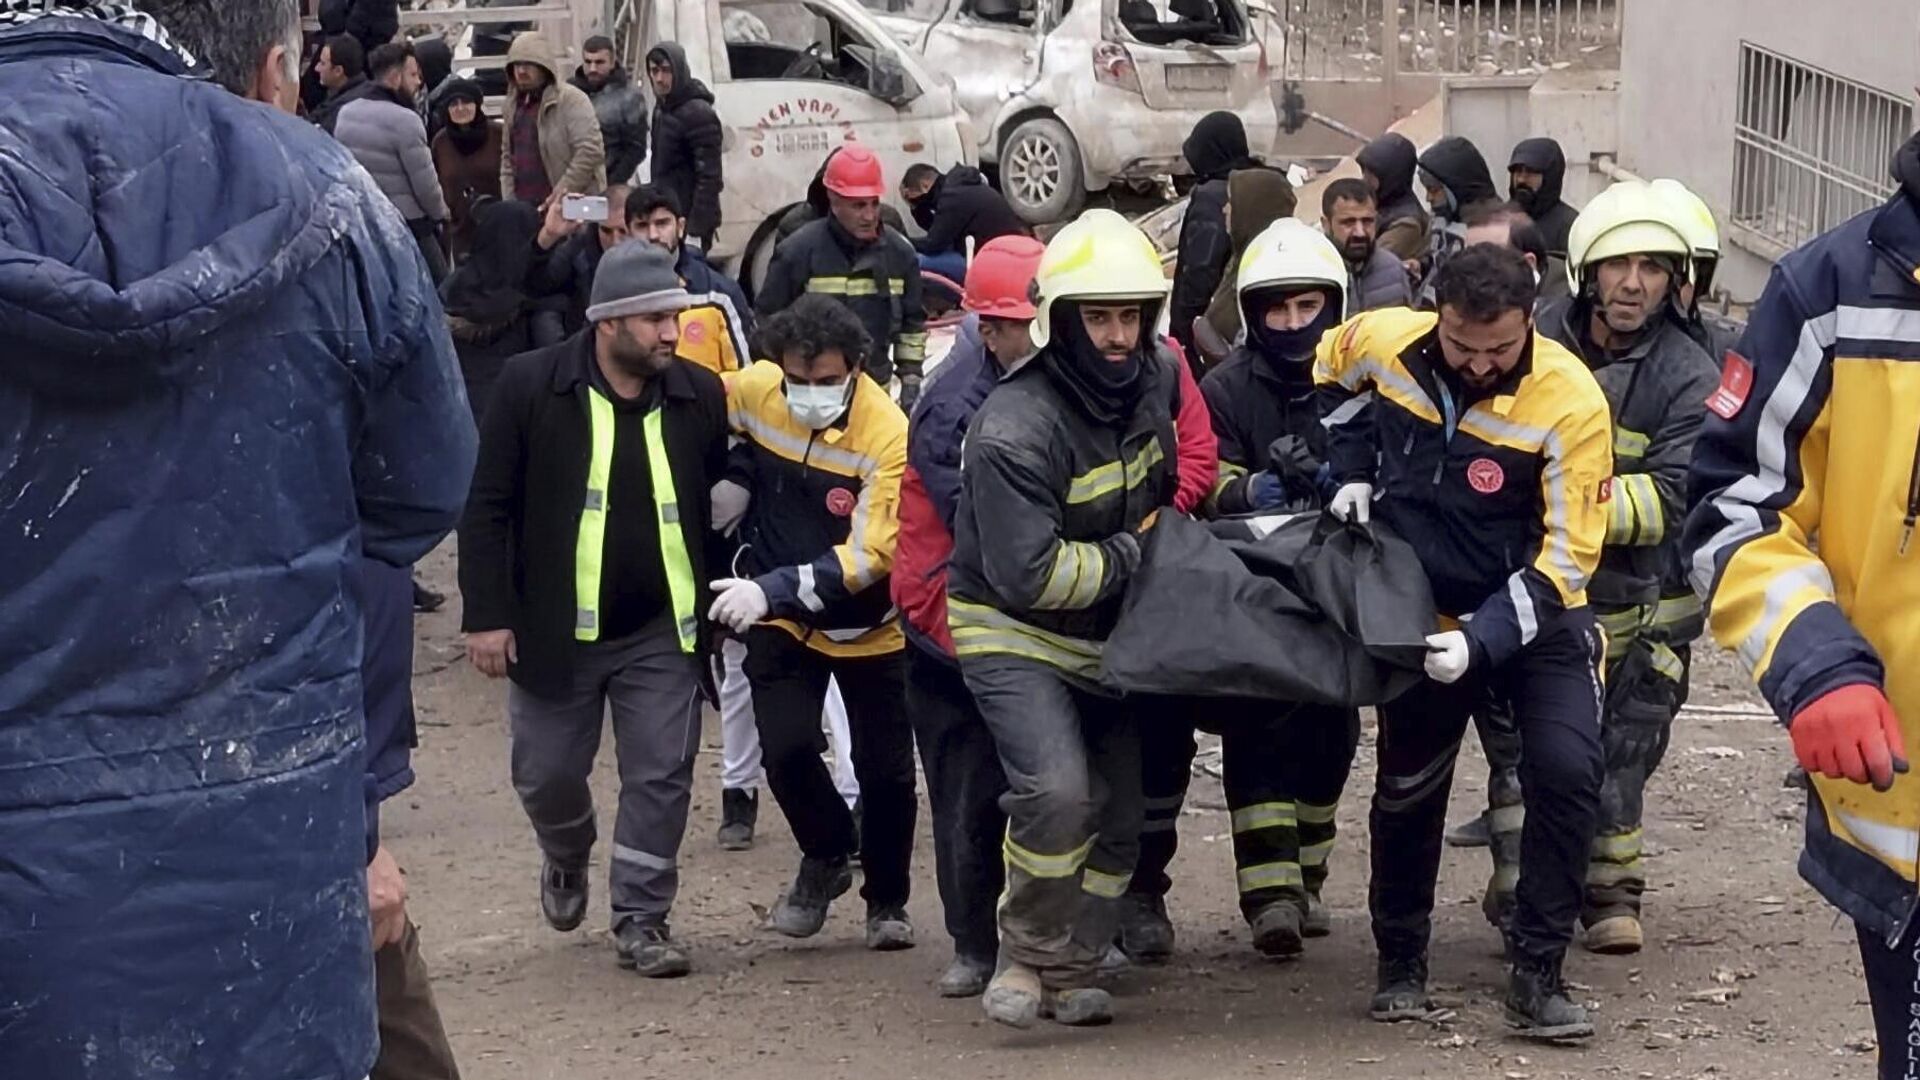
[1029,209,1170,349]
[1236,218,1350,318]
[1564,180,1694,292]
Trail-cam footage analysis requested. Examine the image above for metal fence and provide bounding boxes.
[1731,42,1911,254]
[1279,0,1619,82]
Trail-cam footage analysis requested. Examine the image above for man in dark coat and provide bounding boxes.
[1170,110,1264,360]
[0,4,474,1077]
[1509,137,1579,259]
[573,34,650,185]
[647,41,723,249]
[312,31,374,133]
[901,162,1029,281]
[320,0,398,54]
[1357,131,1429,261]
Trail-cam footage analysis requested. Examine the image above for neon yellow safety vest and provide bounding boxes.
[573,389,699,652]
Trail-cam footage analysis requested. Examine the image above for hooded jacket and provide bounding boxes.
[1415,136,1499,288]
[1509,137,1578,258]
[1171,114,1267,362]
[335,85,451,223]
[1684,133,1920,941]
[1203,168,1299,340]
[571,62,650,185]
[648,41,725,241]
[910,165,1029,256]
[500,31,607,200]
[0,16,474,1078]
[1358,132,1429,261]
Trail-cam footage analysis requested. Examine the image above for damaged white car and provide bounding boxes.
[868,0,1280,223]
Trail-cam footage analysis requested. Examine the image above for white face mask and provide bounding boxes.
[786,378,853,430]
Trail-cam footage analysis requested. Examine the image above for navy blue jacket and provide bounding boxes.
[0,18,474,1080]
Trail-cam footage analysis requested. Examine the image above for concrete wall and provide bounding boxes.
[1618,0,1920,301]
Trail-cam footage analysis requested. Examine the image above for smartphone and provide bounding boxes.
[561,194,610,223]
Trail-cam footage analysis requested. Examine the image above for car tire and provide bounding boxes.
[1000,117,1086,226]
[740,214,790,306]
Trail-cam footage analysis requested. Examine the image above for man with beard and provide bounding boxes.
[501,30,606,206]
[1414,136,1499,303]
[1357,131,1429,262]
[1509,138,1578,260]
[647,41,723,249]
[947,210,1180,1028]
[431,77,502,260]
[458,240,729,979]
[572,34,649,185]
[335,41,450,280]
[1322,177,1412,312]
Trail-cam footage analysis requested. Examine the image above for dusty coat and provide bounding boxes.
[499,32,606,199]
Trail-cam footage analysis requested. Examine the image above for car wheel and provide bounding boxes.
[1001,117,1086,226]
[740,214,788,306]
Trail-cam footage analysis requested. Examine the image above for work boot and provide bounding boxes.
[1583,914,1644,955]
[1446,812,1492,848]
[1369,953,1432,1022]
[1248,900,1305,959]
[717,788,757,852]
[1117,892,1174,964]
[412,577,445,614]
[1041,987,1113,1027]
[1505,952,1595,1041]
[865,905,916,951]
[613,920,691,978]
[769,855,853,938]
[983,962,1043,1029]
[539,861,588,932]
[937,955,994,998]
[1302,889,1332,939]
[1097,943,1133,977]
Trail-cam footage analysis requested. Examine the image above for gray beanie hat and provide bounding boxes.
[586,239,692,323]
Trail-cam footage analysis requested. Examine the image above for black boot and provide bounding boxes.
[717,787,757,851]
[1117,891,1174,964]
[1369,952,1431,1021]
[1505,951,1594,1041]
[412,577,445,613]
[770,855,853,938]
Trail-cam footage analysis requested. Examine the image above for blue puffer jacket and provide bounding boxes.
[0,17,475,1080]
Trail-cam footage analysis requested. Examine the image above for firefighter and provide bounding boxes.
[892,236,1048,998]
[1314,245,1613,1040]
[756,144,930,409]
[707,294,918,951]
[948,210,1181,1028]
[1522,180,1720,955]
[1684,132,1920,1080]
[1122,220,1360,963]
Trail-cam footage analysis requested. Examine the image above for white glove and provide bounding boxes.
[1423,630,1471,684]
[708,578,770,634]
[710,479,750,536]
[1328,482,1374,525]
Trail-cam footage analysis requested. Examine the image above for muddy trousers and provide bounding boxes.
[508,614,703,928]
[1131,701,1360,922]
[742,627,916,909]
[1859,917,1920,1080]
[1371,619,1604,965]
[372,920,461,1080]
[905,646,1009,964]
[960,653,1144,989]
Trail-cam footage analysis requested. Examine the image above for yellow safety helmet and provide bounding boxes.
[1236,218,1350,319]
[1029,209,1170,348]
[1650,177,1721,296]
[1564,179,1693,292]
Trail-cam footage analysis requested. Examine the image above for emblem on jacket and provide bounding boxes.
[1467,457,1505,494]
[826,487,857,516]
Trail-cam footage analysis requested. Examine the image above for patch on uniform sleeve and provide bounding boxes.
[1466,457,1506,494]
[1705,351,1755,420]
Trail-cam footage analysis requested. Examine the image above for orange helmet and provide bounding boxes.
[822,144,887,199]
[962,235,1046,319]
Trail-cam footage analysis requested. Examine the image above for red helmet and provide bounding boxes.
[962,235,1047,319]
[822,144,887,199]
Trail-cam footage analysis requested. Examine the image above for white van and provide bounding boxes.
[867,0,1280,223]
[618,0,976,286]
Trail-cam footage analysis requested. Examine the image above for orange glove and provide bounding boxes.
[1789,684,1911,792]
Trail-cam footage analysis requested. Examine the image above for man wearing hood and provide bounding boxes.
[413,33,454,135]
[900,162,1029,283]
[502,30,606,206]
[1200,167,1299,346]
[1171,110,1266,362]
[1319,178,1413,315]
[432,76,504,259]
[336,41,451,282]
[1414,135,1500,299]
[573,34,649,186]
[1685,130,1920,1080]
[1509,137,1578,259]
[647,41,724,249]
[1357,131,1430,262]
[0,3,474,1077]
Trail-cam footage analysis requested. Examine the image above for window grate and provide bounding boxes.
[1732,43,1912,253]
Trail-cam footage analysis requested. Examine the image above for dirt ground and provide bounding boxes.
[397,546,1885,1080]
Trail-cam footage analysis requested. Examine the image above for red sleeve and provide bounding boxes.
[1167,339,1219,515]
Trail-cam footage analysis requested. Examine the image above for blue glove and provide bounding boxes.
[1248,472,1288,510]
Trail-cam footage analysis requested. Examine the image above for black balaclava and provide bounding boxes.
[1043,299,1157,426]
[1244,284,1342,369]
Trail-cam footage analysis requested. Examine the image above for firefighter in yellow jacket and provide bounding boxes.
[1684,132,1920,1080]
[1314,245,1614,1040]
[705,294,918,953]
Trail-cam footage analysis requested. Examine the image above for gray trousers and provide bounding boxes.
[508,614,702,928]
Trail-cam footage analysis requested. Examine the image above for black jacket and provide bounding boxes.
[1200,346,1325,515]
[758,215,928,384]
[320,0,399,54]
[457,334,730,698]
[313,74,375,134]
[1357,132,1428,261]
[1171,178,1232,362]
[1419,136,1499,211]
[572,64,650,184]
[1509,137,1578,258]
[647,42,724,240]
[910,165,1028,256]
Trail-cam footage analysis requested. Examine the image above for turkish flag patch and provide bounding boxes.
[1706,351,1754,419]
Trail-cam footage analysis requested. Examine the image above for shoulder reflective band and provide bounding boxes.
[576,390,617,642]
[642,407,700,654]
